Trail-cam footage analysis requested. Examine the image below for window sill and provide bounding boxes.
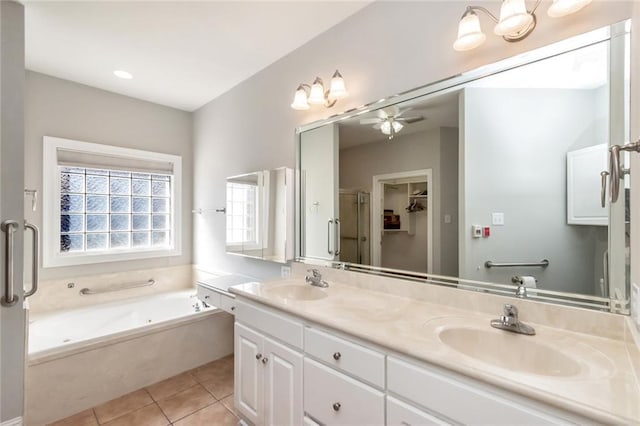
[42,246,182,268]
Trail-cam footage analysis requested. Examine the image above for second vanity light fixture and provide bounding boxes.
[453,0,592,51]
[290,70,348,110]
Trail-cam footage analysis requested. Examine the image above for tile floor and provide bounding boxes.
[49,355,238,426]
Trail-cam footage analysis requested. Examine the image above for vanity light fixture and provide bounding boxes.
[453,0,592,51]
[290,70,348,110]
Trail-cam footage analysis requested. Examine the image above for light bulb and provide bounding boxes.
[381,120,391,135]
[453,11,487,51]
[547,0,592,17]
[328,70,348,99]
[308,77,326,105]
[290,85,310,110]
[392,121,403,133]
[494,0,533,36]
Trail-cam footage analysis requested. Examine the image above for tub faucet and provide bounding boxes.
[305,269,328,288]
[490,304,535,335]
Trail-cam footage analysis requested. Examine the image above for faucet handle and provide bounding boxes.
[503,304,518,317]
[307,268,321,278]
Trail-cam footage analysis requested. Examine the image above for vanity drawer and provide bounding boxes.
[387,357,561,425]
[304,358,384,426]
[219,292,237,314]
[387,395,450,426]
[235,300,303,349]
[304,326,385,388]
[197,285,221,307]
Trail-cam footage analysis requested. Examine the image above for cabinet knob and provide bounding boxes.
[256,353,262,360]
[204,295,209,299]
[333,352,341,360]
[231,306,236,311]
[262,357,269,364]
[332,402,341,411]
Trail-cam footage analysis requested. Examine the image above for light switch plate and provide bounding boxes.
[492,212,505,226]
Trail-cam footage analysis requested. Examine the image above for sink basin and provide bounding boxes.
[438,327,581,377]
[263,284,328,302]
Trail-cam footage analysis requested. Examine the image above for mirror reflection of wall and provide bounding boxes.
[226,168,293,263]
[298,30,629,301]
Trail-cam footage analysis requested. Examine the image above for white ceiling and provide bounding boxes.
[24,1,370,111]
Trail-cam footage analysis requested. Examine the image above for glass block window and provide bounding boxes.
[60,167,172,254]
[226,182,258,245]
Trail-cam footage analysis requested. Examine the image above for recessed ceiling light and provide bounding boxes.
[113,70,133,80]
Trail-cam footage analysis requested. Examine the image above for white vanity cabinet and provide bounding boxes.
[234,298,590,426]
[234,301,304,426]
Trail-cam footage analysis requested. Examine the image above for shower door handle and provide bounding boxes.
[600,171,609,208]
[24,221,39,299]
[334,219,341,256]
[327,219,334,255]
[1,220,20,307]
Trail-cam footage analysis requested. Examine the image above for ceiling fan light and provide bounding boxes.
[290,85,310,110]
[547,0,592,17]
[392,121,403,133]
[380,120,391,135]
[329,70,348,100]
[453,11,487,51]
[308,77,326,105]
[494,0,533,36]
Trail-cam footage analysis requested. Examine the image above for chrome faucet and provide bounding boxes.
[305,269,328,288]
[490,304,535,335]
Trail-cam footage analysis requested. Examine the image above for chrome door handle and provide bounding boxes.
[327,219,334,255]
[600,171,609,208]
[24,221,39,299]
[1,220,20,307]
[334,218,341,256]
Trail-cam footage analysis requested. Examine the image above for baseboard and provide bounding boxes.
[1,417,23,426]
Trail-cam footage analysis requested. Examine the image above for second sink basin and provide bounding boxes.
[438,327,581,377]
[263,284,328,302]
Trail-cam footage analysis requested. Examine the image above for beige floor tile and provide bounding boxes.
[145,372,197,401]
[191,358,233,384]
[94,389,154,424]
[219,394,238,416]
[173,402,237,426]
[103,404,169,426]
[200,370,234,400]
[156,384,216,422]
[48,409,98,426]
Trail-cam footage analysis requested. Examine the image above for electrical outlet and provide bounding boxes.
[472,225,482,238]
[444,214,452,224]
[281,265,291,278]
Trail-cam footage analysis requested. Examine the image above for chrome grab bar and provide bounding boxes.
[24,221,40,299]
[334,218,341,256]
[327,219,334,255]
[79,279,155,295]
[1,220,20,306]
[485,259,549,268]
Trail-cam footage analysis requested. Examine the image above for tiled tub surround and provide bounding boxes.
[25,265,235,425]
[230,263,640,424]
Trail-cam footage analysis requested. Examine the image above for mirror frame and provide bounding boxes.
[295,20,631,314]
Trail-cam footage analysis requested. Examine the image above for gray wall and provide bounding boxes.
[25,71,193,280]
[339,127,459,275]
[1,1,26,421]
[192,1,634,280]
[461,87,607,294]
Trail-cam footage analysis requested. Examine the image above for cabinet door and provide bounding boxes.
[235,322,264,425]
[263,336,303,426]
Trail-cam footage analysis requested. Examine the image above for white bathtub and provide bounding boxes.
[29,290,216,361]
[26,289,234,424]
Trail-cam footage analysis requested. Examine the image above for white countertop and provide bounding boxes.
[230,278,640,425]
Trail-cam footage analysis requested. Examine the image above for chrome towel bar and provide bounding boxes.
[484,259,549,268]
[79,279,155,295]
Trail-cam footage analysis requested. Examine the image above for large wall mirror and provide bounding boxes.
[296,21,631,313]
[226,167,294,263]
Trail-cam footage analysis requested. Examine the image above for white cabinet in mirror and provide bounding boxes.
[226,167,294,263]
[295,21,632,314]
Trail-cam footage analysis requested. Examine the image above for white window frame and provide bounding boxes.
[43,136,182,268]
[225,174,263,252]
